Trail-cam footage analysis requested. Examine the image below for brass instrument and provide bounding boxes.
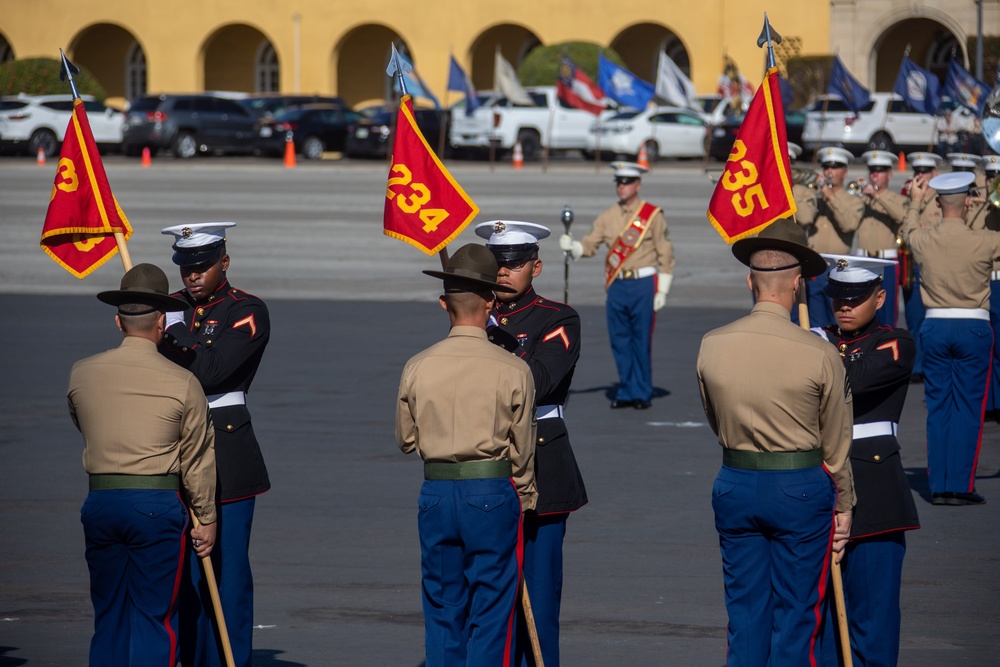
[790,167,823,188]
[846,178,871,196]
[988,173,1000,210]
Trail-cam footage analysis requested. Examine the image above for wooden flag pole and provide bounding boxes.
[115,234,133,272]
[519,578,545,667]
[190,513,236,667]
[794,288,853,667]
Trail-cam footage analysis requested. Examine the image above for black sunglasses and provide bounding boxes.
[913,167,933,174]
[820,163,844,170]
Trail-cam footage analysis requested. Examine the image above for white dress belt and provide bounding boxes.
[207,391,246,409]
[992,270,1000,282]
[536,404,564,420]
[619,266,657,280]
[853,421,897,440]
[924,308,990,321]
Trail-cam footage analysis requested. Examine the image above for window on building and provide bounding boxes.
[125,42,147,102]
[256,42,279,93]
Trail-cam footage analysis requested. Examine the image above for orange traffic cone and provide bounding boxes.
[897,151,906,172]
[512,141,524,169]
[283,135,296,169]
[637,143,650,170]
[141,146,152,168]
[36,146,46,166]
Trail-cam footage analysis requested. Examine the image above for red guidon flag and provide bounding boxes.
[40,98,133,278]
[706,67,796,243]
[383,94,479,255]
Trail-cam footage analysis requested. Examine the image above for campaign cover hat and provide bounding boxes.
[97,263,189,312]
[731,218,828,278]
[423,243,516,293]
[821,254,897,300]
[475,220,551,262]
[161,222,236,266]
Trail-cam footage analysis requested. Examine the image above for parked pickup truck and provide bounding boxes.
[449,86,612,160]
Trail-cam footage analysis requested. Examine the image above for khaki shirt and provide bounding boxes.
[791,184,817,229]
[68,336,217,524]
[800,188,864,254]
[696,301,855,512]
[858,190,908,252]
[903,188,942,230]
[903,216,1000,310]
[581,199,675,277]
[969,205,1000,271]
[396,326,537,510]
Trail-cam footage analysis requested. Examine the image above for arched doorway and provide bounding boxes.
[872,18,960,91]
[467,24,542,91]
[610,23,691,83]
[70,23,141,101]
[334,25,422,106]
[202,24,277,93]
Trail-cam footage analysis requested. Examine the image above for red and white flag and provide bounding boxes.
[557,56,605,115]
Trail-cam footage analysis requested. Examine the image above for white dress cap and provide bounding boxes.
[928,172,976,195]
[787,142,803,161]
[161,222,237,249]
[906,152,943,169]
[861,150,894,168]
[474,220,552,246]
[984,155,1000,174]
[816,146,854,166]
[946,152,982,169]
[609,161,648,178]
[821,253,897,283]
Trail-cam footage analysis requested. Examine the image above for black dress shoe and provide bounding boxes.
[633,400,652,410]
[950,491,987,505]
[610,400,635,409]
[931,493,953,506]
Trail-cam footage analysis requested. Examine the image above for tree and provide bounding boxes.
[518,42,626,87]
[0,58,107,99]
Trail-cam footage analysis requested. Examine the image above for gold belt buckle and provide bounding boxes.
[622,269,635,279]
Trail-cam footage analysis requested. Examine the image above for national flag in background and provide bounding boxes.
[557,55,606,115]
[447,56,480,116]
[597,55,654,111]
[656,51,697,109]
[893,56,941,115]
[717,56,754,114]
[706,67,796,244]
[944,59,991,116]
[383,95,479,255]
[40,98,133,279]
[777,74,794,108]
[494,49,533,106]
[828,56,870,115]
[390,49,440,109]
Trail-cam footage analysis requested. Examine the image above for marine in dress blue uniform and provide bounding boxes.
[159,223,271,667]
[816,255,921,667]
[476,220,589,667]
[560,162,675,409]
[902,173,1000,505]
[69,264,218,667]
[396,244,537,666]
[697,220,855,667]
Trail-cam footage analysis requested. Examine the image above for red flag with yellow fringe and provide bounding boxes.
[706,67,796,243]
[40,98,133,278]
[383,94,479,255]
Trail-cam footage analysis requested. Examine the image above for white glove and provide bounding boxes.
[559,234,583,260]
[653,273,673,311]
[165,311,186,329]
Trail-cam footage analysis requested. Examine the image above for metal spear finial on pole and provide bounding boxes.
[386,43,410,98]
[59,49,81,100]
[756,13,783,70]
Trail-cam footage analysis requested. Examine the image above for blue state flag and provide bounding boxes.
[828,56,870,115]
[391,49,440,109]
[447,56,479,116]
[893,56,941,115]
[944,59,991,116]
[597,55,654,111]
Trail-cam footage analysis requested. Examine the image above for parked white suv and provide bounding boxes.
[802,92,935,155]
[585,106,706,160]
[0,94,124,157]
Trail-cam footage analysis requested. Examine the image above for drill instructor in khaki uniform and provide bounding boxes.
[396,244,537,666]
[69,264,217,666]
[696,219,855,666]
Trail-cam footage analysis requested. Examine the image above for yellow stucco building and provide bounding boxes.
[0,1,994,108]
